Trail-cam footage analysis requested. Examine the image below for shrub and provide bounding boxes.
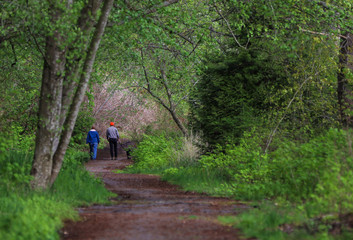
[268,128,353,206]
[128,134,178,172]
[198,130,269,199]
[128,133,202,173]
[0,150,33,193]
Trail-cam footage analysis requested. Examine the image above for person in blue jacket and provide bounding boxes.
[86,125,100,160]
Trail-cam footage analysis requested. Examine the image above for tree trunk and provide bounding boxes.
[60,0,102,127]
[338,33,353,127]
[31,0,114,189]
[49,0,114,186]
[31,10,66,189]
[168,108,188,136]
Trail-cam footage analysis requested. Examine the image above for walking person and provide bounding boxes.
[106,122,120,160]
[86,125,100,160]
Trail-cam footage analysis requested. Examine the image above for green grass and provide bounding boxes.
[161,166,230,196]
[0,193,77,240]
[127,130,353,240]
[0,148,115,239]
[51,162,115,206]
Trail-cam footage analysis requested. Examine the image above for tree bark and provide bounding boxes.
[338,33,353,127]
[31,0,114,189]
[31,5,67,189]
[49,0,114,186]
[60,0,103,128]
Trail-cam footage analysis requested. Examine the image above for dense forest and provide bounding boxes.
[2,0,353,239]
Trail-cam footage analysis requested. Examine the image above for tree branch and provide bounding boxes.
[213,3,248,49]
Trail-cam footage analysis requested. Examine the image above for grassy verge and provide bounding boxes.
[125,129,353,239]
[0,148,115,240]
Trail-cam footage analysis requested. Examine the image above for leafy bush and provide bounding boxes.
[198,129,269,199]
[128,134,179,172]
[128,133,201,173]
[0,151,33,192]
[269,129,353,213]
[194,128,353,208]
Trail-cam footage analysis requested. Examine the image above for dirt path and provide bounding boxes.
[61,146,251,240]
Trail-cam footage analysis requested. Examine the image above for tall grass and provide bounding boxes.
[0,194,77,240]
[0,147,115,239]
[127,132,229,195]
[52,160,115,205]
[162,166,228,196]
[129,128,353,239]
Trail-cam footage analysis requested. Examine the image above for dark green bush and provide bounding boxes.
[190,47,288,149]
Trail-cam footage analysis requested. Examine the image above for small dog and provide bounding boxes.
[120,141,136,159]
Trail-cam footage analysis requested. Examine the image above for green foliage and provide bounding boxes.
[161,166,227,196]
[269,129,353,214]
[127,134,178,172]
[219,203,318,240]
[0,150,32,192]
[128,131,201,172]
[52,148,115,205]
[220,202,353,240]
[197,128,353,238]
[71,109,96,147]
[0,144,113,239]
[128,132,226,195]
[0,194,77,240]
[190,46,288,148]
[198,129,269,199]
[195,128,353,206]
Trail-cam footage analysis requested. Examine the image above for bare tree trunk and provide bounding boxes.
[167,107,188,136]
[49,0,114,186]
[31,0,114,189]
[338,33,353,127]
[31,8,66,189]
[60,0,103,127]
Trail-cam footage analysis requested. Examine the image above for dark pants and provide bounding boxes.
[109,138,118,158]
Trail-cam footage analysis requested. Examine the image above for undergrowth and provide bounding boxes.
[128,128,353,239]
[0,133,115,240]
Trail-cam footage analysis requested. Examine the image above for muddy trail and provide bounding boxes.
[61,145,252,240]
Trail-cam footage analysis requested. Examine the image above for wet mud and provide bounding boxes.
[61,146,251,240]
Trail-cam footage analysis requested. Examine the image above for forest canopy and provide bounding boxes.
[2,0,353,238]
